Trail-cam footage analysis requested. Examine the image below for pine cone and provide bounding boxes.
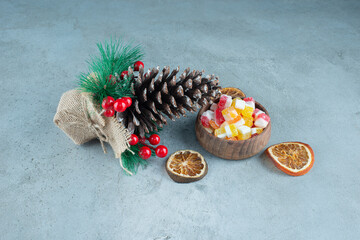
[117,66,221,137]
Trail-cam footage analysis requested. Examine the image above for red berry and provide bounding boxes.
[103,108,115,117]
[155,145,168,158]
[139,146,152,159]
[129,134,139,145]
[113,99,127,112]
[120,71,128,80]
[123,97,132,108]
[101,96,115,109]
[134,61,144,71]
[148,134,160,145]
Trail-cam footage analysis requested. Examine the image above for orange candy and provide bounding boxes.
[225,137,237,140]
[209,120,220,129]
[226,115,242,124]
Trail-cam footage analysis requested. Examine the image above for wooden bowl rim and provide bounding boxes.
[197,100,271,142]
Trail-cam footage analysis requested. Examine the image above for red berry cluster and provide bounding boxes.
[102,96,133,117]
[129,134,168,159]
[120,61,144,80]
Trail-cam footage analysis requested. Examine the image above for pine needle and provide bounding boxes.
[78,38,143,105]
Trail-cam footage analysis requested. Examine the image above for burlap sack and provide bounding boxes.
[53,89,133,174]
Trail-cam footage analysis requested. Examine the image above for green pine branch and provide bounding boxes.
[78,39,144,105]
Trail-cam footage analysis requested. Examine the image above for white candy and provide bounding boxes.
[254,117,269,128]
[234,99,245,110]
[224,125,232,137]
[245,101,255,109]
[234,118,245,129]
[224,97,232,109]
[237,125,251,134]
[202,110,214,121]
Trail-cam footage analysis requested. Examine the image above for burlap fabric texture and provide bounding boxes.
[53,89,133,174]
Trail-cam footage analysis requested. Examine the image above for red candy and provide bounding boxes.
[243,97,254,103]
[218,95,232,110]
[215,108,225,126]
[201,115,210,127]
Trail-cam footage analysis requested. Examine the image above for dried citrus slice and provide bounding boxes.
[266,142,314,176]
[221,87,246,99]
[166,150,208,183]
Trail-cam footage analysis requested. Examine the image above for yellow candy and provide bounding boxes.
[242,104,254,118]
[251,127,263,135]
[221,106,238,121]
[224,124,238,137]
[243,116,254,127]
[214,127,227,138]
[237,126,251,140]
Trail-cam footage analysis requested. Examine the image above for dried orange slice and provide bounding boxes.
[266,142,314,176]
[166,150,208,183]
[221,87,246,99]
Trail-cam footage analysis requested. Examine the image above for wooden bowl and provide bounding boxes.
[195,100,271,160]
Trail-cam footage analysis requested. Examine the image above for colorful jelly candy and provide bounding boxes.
[244,97,255,109]
[209,120,220,129]
[237,125,251,140]
[252,108,265,119]
[243,116,254,127]
[214,127,227,138]
[234,117,245,128]
[231,98,245,110]
[200,110,214,127]
[221,106,238,121]
[226,115,242,124]
[218,95,232,110]
[242,103,254,118]
[254,113,270,128]
[224,124,238,137]
[251,127,263,136]
[215,108,225,126]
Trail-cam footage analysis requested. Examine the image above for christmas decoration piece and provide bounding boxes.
[113,98,127,112]
[266,142,314,176]
[122,66,221,137]
[104,108,115,117]
[201,94,270,141]
[134,61,144,71]
[78,39,143,105]
[139,146,152,159]
[166,150,208,183]
[129,134,139,145]
[123,97,132,108]
[148,134,160,145]
[120,71,128,80]
[56,38,221,175]
[54,89,131,171]
[102,96,115,109]
[155,145,168,158]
